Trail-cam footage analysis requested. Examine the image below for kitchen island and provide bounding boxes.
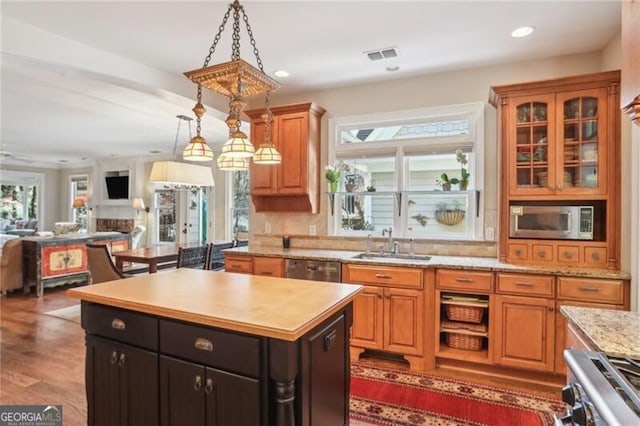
[67,269,362,426]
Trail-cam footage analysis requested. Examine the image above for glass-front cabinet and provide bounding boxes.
[509,88,608,197]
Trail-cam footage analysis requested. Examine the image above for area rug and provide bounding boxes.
[349,363,565,426]
[43,304,81,324]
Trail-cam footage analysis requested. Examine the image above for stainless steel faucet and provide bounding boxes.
[409,238,415,257]
[393,241,400,255]
[382,228,393,253]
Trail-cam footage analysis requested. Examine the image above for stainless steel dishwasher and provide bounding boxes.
[284,259,341,283]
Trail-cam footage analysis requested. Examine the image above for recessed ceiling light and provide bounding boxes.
[511,26,535,38]
[386,66,400,72]
[149,150,161,154]
[274,70,290,78]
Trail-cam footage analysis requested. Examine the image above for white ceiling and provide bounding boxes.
[0,1,621,168]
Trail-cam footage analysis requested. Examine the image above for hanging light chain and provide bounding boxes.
[202,4,232,67]
[195,85,203,136]
[231,2,241,61]
[241,8,265,73]
[264,92,273,144]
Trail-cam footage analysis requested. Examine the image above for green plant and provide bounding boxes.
[436,200,463,212]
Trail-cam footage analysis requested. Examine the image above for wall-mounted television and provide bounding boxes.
[105,176,129,200]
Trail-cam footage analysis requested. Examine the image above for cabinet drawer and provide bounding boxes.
[497,273,554,297]
[225,256,253,274]
[584,247,607,268]
[159,320,261,377]
[508,243,528,261]
[343,264,422,289]
[253,257,283,277]
[436,269,493,292]
[531,244,554,262]
[557,277,625,304]
[557,245,580,264]
[82,302,158,350]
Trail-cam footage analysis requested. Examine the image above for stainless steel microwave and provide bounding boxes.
[509,205,594,240]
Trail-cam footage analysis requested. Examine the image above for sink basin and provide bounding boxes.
[352,252,432,262]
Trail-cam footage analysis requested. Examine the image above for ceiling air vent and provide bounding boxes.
[365,46,399,61]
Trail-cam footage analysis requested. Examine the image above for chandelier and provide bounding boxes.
[183,0,281,168]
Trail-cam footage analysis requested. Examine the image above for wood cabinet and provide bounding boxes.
[224,255,253,274]
[86,336,159,426]
[252,257,283,277]
[435,270,492,364]
[343,264,424,370]
[22,233,130,297]
[81,297,353,426]
[245,102,326,213]
[622,0,640,125]
[490,71,621,269]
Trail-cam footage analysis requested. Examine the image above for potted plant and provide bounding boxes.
[435,201,466,226]
[436,150,470,191]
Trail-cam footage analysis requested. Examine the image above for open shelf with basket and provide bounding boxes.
[436,293,490,364]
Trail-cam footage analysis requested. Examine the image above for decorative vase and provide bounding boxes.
[329,181,339,193]
[459,180,468,191]
[442,182,452,191]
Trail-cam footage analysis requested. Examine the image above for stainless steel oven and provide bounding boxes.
[556,349,640,425]
[509,205,594,240]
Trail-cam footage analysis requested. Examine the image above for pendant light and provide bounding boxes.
[182,86,214,162]
[253,92,281,165]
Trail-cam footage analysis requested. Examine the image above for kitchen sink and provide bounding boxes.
[352,252,432,262]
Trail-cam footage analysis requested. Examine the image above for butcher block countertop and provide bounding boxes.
[67,269,363,341]
[561,306,640,358]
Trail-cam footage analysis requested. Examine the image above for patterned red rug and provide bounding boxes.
[349,363,566,426]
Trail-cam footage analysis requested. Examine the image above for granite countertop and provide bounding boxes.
[561,306,640,358]
[67,269,363,341]
[223,246,631,280]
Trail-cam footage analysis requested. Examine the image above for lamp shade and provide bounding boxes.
[216,154,249,171]
[182,135,214,162]
[132,198,146,210]
[221,131,255,158]
[253,144,281,164]
[149,161,215,187]
[72,198,86,208]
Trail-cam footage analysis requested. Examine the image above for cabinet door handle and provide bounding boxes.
[194,337,214,352]
[204,378,214,394]
[111,318,126,331]
[376,293,383,299]
[538,251,546,258]
[455,278,474,283]
[118,353,126,367]
[564,251,574,259]
[194,375,202,391]
[592,252,601,261]
[515,282,534,287]
[548,307,555,312]
[110,350,118,364]
[375,274,392,279]
[579,287,600,293]
[260,271,272,275]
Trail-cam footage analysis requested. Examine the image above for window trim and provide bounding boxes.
[327,102,485,241]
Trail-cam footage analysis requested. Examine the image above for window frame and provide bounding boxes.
[327,102,485,241]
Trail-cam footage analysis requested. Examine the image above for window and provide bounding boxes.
[229,170,249,238]
[1,171,43,232]
[328,102,484,240]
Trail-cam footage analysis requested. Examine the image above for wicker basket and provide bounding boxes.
[445,304,484,323]
[445,332,484,351]
[435,209,465,226]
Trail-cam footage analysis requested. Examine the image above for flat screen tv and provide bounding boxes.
[105,176,129,199]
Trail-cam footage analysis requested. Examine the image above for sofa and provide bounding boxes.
[0,238,24,295]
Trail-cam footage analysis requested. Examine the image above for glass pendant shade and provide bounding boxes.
[253,144,281,164]
[216,154,249,171]
[149,161,215,187]
[183,135,214,162]
[221,130,255,158]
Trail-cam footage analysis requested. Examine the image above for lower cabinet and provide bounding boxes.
[160,356,260,426]
[224,255,253,274]
[82,300,353,426]
[344,264,424,370]
[492,294,556,372]
[86,335,159,426]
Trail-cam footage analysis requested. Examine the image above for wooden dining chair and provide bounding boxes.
[176,245,210,269]
[86,243,127,284]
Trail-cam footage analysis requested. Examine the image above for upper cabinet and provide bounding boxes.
[502,86,612,198]
[490,71,621,269]
[245,102,326,213]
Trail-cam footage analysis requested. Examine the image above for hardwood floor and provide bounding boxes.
[0,286,560,426]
